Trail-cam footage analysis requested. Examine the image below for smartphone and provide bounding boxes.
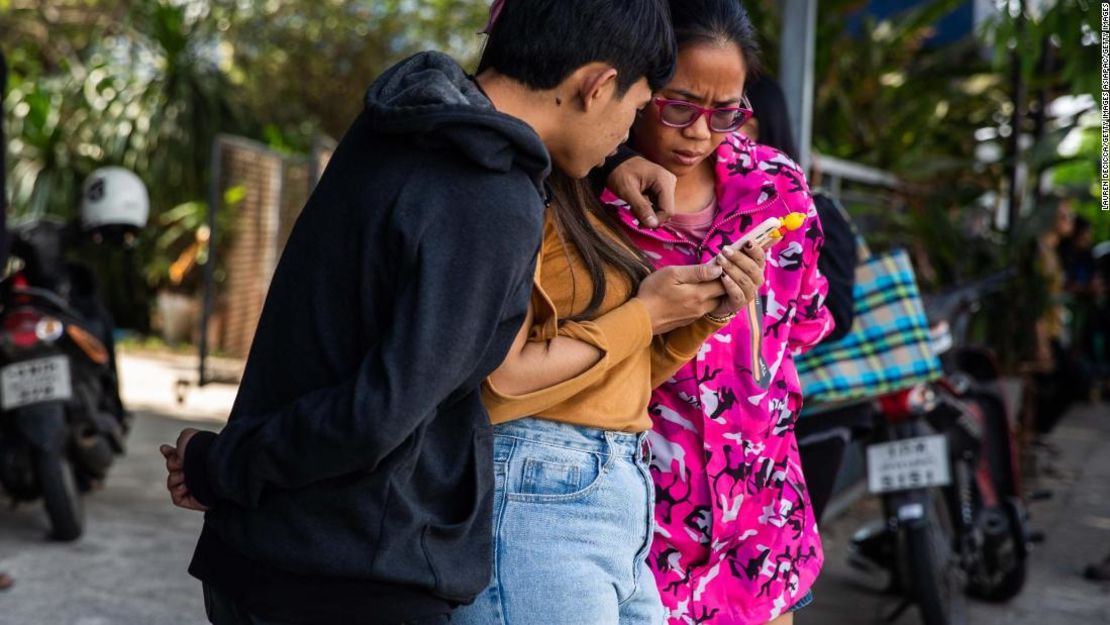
[710,212,807,261]
[726,216,784,254]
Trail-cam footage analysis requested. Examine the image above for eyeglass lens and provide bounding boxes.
[660,102,747,132]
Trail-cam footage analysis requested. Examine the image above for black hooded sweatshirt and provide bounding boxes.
[183,52,550,624]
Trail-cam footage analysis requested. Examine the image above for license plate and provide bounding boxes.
[1,356,73,410]
[867,434,951,494]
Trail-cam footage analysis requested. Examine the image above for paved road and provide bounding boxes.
[0,375,1107,624]
[0,412,212,625]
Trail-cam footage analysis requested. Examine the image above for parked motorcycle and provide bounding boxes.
[852,384,969,625]
[923,272,1029,602]
[0,168,147,541]
[849,272,1029,624]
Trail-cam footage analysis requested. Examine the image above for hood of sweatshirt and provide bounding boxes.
[364,51,551,191]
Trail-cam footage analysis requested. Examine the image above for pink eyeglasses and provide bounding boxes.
[653,96,754,133]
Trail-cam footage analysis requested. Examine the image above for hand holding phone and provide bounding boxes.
[706,212,806,268]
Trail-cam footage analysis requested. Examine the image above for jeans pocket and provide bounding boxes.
[505,441,611,503]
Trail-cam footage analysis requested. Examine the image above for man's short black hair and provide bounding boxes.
[479,0,676,95]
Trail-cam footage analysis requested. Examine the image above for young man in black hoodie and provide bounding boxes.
[159,2,679,624]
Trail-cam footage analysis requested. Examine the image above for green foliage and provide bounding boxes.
[3,0,491,306]
[3,0,1102,360]
[1056,136,1108,241]
[983,0,1102,98]
[213,0,489,149]
[745,0,1100,368]
[3,0,235,216]
[143,184,243,292]
[4,72,84,218]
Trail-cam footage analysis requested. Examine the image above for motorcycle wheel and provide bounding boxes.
[900,490,967,625]
[967,507,1027,601]
[35,450,84,541]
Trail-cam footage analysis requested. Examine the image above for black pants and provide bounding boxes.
[798,435,848,524]
[203,584,450,625]
[796,403,874,524]
[204,584,292,625]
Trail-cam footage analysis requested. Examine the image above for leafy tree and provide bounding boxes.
[3,0,1100,354]
[215,0,489,149]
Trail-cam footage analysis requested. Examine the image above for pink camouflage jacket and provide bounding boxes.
[606,133,834,625]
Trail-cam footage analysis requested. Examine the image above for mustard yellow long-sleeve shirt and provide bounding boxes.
[483,211,724,432]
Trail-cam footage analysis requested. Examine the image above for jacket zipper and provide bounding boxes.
[627,194,779,259]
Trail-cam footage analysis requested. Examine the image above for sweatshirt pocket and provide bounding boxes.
[419,427,495,601]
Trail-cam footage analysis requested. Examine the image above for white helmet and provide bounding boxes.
[79,167,149,231]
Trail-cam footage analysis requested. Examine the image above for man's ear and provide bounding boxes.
[571,63,619,114]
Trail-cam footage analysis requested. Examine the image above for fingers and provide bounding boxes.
[645,171,676,223]
[168,471,186,489]
[610,156,674,229]
[739,240,767,269]
[720,274,747,310]
[176,428,198,450]
[163,438,191,507]
[165,455,188,503]
[627,195,661,229]
[171,491,207,512]
[162,437,209,512]
[718,247,762,280]
[693,280,726,301]
[168,476,208,512]
[719,245,763,293]
[170,482,189,501]
[162,448,183,472]
[738,274,758,307]
[181,497,209,512]
[167,471,187,503]
[160,444,182,460]
[671,263,724,284]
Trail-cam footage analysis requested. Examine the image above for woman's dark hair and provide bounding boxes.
[479,0,676,94]
[744,74,800,161]
[547,170,653,321]
[668,0,762,77]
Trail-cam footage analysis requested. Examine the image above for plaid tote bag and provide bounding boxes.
[796,247,943,404]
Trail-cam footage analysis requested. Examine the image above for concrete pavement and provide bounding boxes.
[0,411,213,625]
[0,351,233,625]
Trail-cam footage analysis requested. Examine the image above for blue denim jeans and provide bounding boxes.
[452,418,663,625]
[789,590,814,613]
